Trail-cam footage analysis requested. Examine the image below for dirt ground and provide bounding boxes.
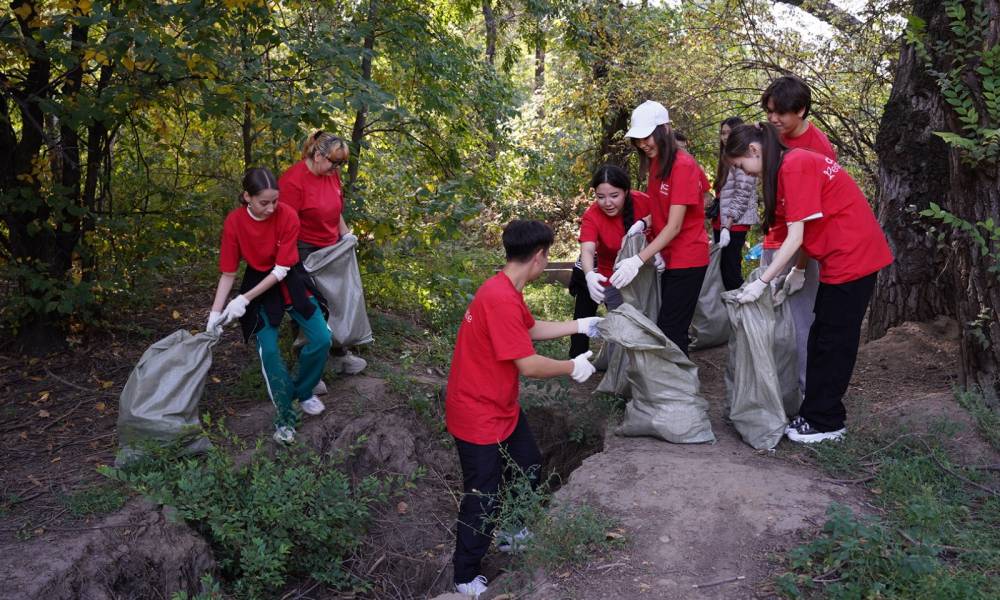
[0,280,982,599]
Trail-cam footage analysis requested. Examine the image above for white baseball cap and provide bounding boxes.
[625,100,670,139]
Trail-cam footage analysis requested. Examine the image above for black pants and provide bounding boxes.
[800,273,877,432]
[657,265,707,357]
[712,229,747,291]
[569,267,598,358]
[452,411,542,584]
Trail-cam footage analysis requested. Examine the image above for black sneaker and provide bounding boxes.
[785,415,806,435]
[787,420,845,444]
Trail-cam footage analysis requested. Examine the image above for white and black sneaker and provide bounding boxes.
[787,420,845,444]
[785,415,807,435]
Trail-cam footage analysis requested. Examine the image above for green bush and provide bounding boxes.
[101,431,386,598]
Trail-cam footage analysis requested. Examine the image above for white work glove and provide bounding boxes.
[222,294,250,321]
[584,271,607,303]
[718,228,731,248]
[626,219,646,238]
[576,316,604,338]
[609,255,643,289]
[736,278,768,304]
[342,231,357,244]
[206,310,224,336]
[570,350,596,383]
[653,252,665,273]
[782,267,807,297]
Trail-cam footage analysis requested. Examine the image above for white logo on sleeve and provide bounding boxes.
[822,156,842,181]
[464,309,472,323]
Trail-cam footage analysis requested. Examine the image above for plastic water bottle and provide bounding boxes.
[745,242,762,262]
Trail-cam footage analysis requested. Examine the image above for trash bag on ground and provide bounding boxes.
[302,234,374,348]
[600,304,715,444]
[772,294,801,417]
[721,276,789,450]
[116,330,217,465]
[688,243,729,351]
[595,234,661,397]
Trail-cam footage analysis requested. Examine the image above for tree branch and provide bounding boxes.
[773,0,862,34]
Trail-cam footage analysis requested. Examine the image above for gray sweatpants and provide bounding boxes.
[761,250,819,396]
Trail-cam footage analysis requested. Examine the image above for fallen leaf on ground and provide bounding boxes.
[172,310,181,319]
[396,501,408,514]
[28,475,43,487]
[38,391,50,401]
[606,530,625,540]
[95,402,107,412]
[20,431,28,440]
[37,409,50,418]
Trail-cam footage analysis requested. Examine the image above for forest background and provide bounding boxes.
[2,0,998,401]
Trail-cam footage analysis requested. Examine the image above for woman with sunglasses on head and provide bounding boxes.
[279,131,367,383]
[207,167,332,444]
[610,101,710,357]
[724,122,892,444]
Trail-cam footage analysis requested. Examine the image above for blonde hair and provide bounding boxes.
[301,131,349,161]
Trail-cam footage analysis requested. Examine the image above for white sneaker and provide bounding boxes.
[785,415,806,435]
[496,527,533,553]
[300,395,325,416]
[330,351,367,375]
[455,575,488,597]
[273,426,296,444]
[312,379,328,396]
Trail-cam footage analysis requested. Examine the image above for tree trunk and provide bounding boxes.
[242,101,253,168]
[346,0,378,200]
[482,0,497,66]
[533,29,545,119]
[872,0,1000,401]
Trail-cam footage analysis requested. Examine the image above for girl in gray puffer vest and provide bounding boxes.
[713,117,759,290]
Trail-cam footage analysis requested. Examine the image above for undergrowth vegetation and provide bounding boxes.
[775,389,1000,598]
[101,426,393,598]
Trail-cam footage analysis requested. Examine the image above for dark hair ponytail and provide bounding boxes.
[240,167,279,204]
[714,116,744,196]
[590,163,634,231]
[724,122,786,233]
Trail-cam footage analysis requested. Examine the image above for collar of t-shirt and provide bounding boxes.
[246,205,267,222]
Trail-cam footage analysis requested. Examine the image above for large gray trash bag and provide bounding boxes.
[601,304,715,444]
[302,234,374,348]
[688,243,729,351]
[721,280,788,450]
[595,234,661,397]
[116,330,216,466]
[773,295,801,417]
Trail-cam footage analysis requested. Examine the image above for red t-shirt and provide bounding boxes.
[778,149,892,284]
[765,122,838,249]
[446,273,536,444]
[219,202,300,273]
[578,190,651,277]
[278,160,343,247]
[646,151,710,269]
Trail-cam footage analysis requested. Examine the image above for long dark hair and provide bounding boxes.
[240,167,279,204]
[723,122,787,233]
[591,164,634,231]
[633,123,679,182]
[714,116,744,196]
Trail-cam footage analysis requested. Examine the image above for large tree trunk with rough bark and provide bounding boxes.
[871,0,1000,401]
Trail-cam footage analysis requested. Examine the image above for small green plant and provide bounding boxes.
[485,449,621,574]
[954,387,1000,451]
[58,482,129,517]
[170,574,225,600]
[100,428,386,598]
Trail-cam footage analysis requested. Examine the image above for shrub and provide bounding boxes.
[101,431,386,598]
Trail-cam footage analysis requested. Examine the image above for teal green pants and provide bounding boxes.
[256,297,331,429]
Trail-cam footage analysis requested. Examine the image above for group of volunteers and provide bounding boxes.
[443,75,892,598]
[202,72,891,598]
[206,132,367,445]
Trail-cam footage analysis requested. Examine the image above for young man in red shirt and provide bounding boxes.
[760,75,837,398]
[446,220,601,598]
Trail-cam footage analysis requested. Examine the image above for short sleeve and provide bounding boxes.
[670,161,702,206]
[631,190,651,220]
[218,214,241,273]
[579,207,600,244]
[278,167,304,213]
[781,163,824,223]
[484,300,535,361]
[275,209,301,266]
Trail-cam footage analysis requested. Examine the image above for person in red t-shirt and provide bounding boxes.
[611,100,710,356]
[568,164,653,357]
[446,220,601,597]
[760,75,837,400]
[280,131,368,379]
[206,167,332,445]
[725,123,893,444]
